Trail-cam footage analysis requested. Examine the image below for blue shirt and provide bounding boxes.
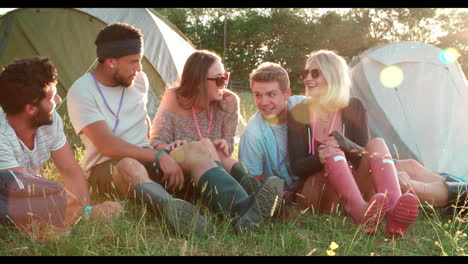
[238,95,305,191]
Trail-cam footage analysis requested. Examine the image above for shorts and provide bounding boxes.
[88,158,164,196]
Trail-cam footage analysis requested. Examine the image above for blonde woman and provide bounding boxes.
[287,50,419,237]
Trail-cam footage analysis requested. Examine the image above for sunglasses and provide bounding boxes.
[207,72,230,87]
[300,69,321,79]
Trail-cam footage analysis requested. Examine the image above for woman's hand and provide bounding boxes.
[213,139,230,158]
[166,140,187,152]
[318,143,342,164]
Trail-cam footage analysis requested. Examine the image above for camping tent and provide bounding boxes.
[349,41,468,180]
[0,8,196,120]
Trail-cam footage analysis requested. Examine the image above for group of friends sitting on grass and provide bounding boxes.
[0,22,466,241]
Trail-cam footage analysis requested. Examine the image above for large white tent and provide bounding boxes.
[350,41,468,180]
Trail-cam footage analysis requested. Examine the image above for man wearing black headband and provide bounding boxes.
[67,23,208,236]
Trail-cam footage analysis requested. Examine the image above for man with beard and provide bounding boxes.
[0,57,122,238]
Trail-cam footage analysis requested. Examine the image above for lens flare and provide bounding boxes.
[379,65,404,89]
[440,48,460,64]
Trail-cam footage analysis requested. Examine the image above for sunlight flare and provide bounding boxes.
[440,48,460,64]
[379,65,404,89]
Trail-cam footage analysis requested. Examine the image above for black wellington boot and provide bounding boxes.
[445,177,468,217]
[230,162,262,196]
[133,182,207,236]
[197,167,283,233]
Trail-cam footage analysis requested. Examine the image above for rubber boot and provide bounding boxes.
[371,158,419,237]
[444,178,468,217]
[198,166,283,233]
[325,153,388,234]
[230,162,262,195]
[133,182,207,237]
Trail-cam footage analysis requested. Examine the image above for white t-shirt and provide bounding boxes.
[67,71,152,176]
[0,109,66,177]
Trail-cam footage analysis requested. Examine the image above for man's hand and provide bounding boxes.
[90,201,123,220]
[213,139,229,157]
[158,152,185,192]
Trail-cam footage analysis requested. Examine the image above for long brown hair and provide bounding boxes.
[175,50,225,115]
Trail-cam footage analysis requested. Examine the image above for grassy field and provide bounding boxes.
[0,89,466,256]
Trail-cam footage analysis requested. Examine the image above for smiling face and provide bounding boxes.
[112,53,142,87]
[304,61,328,99]
[252,80,291,124]
[205,60,227,102]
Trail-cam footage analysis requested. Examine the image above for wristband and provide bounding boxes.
[153,149,166,167]
[83,206,93,220]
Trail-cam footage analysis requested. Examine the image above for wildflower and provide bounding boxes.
[444,223,449,228]
[435,241,439,246]
[448,220,451,223]
[463,233,467,237]
[326,250,336,256]
[330,242,339,250]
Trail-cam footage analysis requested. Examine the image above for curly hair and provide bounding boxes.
[0,56,57,115]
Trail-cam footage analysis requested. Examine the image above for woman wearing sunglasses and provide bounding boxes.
[149,50,284,232]
[287,50,419,237]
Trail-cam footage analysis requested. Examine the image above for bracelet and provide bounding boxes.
[83,205,93,220]
[152,149,166,167]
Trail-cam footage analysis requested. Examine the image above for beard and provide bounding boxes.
[113,71,133,87]
[30,107,53,128]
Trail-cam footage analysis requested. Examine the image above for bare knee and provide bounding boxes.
[198,138,220,159]
[113,158,150,193]
[198,138,213,148]
[400,159,423,171]
[365,137,390,158]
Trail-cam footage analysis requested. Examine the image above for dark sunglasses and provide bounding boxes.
[207,72,230,87]
[300,69,321,79]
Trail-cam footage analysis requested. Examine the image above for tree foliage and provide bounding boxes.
[155,8,467,92]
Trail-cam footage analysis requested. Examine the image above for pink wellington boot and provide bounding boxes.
[325,152,388,234]
[371,157,419,237]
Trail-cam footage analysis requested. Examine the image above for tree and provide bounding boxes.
[155,8,467,92]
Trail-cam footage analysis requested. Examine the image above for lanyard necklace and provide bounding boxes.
[6,120,44,178]
[268,124,288,175]
[91,71,125,134]
[309,111,338,155]
[192,105,214,139]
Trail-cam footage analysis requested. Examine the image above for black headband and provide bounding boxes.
[96,39,143,61]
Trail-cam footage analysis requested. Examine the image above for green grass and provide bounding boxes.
[1,89,466,256]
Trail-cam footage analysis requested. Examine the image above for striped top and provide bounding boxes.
[0,109,66,177]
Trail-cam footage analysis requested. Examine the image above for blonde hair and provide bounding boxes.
[305,50,350,111]
[249,62,290,92]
